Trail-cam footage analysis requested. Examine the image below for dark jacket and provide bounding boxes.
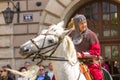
[0,76,13,80]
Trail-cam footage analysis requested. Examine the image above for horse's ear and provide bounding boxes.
[61,29,72,38]
[41,29,47,34]
[57,21,64,28]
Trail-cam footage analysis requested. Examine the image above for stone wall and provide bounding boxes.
[0,0,48,69]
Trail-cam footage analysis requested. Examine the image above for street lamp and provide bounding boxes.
[2,0,20,24]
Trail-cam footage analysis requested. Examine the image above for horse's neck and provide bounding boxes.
[63,36,78,64]
[53,36,78,65]
[51,60,80,80]
[51,36,81,80]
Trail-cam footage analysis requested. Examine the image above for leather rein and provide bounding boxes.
[30,33,68,65]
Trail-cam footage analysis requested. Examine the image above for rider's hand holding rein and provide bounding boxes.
[76,52,82,58]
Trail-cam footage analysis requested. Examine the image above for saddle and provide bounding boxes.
[79,56,99,80]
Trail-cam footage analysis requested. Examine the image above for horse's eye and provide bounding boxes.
[48,39,54,43]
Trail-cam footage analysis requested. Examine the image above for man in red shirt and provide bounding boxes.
[47,63,56,80]
[70,14,103,80]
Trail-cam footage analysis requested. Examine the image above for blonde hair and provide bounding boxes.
[68,18,75,30]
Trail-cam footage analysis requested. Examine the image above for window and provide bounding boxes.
[102,2,118,37]
[77,1,119,38]
[104,45,119,59]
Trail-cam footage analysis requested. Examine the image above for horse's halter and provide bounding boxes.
[30,32,68,65]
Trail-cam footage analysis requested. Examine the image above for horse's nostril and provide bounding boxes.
[48,39,54,43]
[20,47,29,53]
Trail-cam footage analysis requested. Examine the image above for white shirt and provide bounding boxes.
[47,71,54,80]
[17,77,29,80]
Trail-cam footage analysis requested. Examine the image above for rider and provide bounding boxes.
[70,14,104,80]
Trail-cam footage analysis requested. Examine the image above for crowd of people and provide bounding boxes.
[0,62,56,80]
[0,60,119,80]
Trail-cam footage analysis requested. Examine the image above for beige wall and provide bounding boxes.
[0,0,48,69]
[0,0,120,69]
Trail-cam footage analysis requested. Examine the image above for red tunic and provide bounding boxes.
[70,28,104,80]
[88,63,103,80]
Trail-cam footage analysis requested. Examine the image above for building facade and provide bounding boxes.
[0,0,120,79]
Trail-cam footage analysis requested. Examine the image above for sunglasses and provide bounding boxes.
[39,69,44,71]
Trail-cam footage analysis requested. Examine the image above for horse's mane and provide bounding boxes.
[65,36,75,56]
[64,36,77,65]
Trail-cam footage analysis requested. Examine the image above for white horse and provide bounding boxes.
[5,21,112,80]
[18,21,86,80]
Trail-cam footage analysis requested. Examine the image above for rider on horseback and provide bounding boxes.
[70,14,104,80]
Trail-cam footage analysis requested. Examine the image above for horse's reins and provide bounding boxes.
[30,33,68,65]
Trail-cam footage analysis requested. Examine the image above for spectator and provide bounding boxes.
[36,65,50,80]
[99,56,110,72]
[1,65,13,80]
[17,67,29,80]
[0,67,2,80]
[47,63,56,80]
[24,62,30,70]
[112,61,119,80]
[6,64,16,80]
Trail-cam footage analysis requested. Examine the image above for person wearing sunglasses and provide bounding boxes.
[36,65,50,80]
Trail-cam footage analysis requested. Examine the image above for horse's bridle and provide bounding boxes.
[30,32,82,80]
[30,33,68,65]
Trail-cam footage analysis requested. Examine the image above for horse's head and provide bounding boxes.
[19,21,71,59]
